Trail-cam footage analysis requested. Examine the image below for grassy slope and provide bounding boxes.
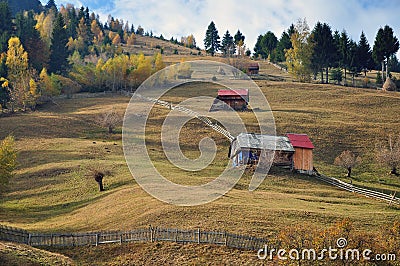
[0,241,74,265]
[0,61,399,264]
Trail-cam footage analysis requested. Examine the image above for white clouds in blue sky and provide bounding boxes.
[42,0,400,53]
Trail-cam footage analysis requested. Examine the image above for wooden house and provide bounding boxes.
[247,63,260,75]
[217,89,249,111]
[230,133,294,167]
[286,133,314,174]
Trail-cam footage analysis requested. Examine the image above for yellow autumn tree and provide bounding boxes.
[35,10,56,47]
[285,18,314,82]
[112,34,121,45]
[132,53,152,86]
[39,67,59,97]
[126,33,136,45]
[91,20,104,45]
[153,52,165,72]
[6,37,32,111]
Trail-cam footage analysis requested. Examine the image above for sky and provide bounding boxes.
[40,0,400,54]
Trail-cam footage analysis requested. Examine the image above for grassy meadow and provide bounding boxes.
[0,60,400,264]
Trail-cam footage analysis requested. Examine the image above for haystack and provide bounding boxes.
[382,77,397,91]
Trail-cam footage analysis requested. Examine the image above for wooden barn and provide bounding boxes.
[247,63,260,75]
[217,89,249,111]
[230,133,294,167]
[286,133,314,174]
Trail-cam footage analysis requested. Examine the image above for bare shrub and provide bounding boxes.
[376,135,400,176]
[95,108,122,134]
[334,150,362,178]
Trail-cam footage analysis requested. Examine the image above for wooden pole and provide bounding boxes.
[389,192,396,206]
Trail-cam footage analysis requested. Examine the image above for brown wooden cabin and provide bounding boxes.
[286,133,314,174]
[217,89,249,111]
[230,133,294,167]
[247,63,260,75]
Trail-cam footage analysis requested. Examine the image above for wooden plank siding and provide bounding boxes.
[293,147,313,171]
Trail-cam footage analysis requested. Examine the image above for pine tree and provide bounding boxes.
[45,0,57,11]
[221,30,235,57]
[338,30,350,85]
[234,30,245,45]
[311,22,337,83]
[0,2,12,53]
[357,32,373,77]
[254,31,277,59]
[204,21,220,56]
[15,11,50,71]
[382,25,399,78]
[49,13,69,74]
[373,26,398,80]
[275,31,291,62]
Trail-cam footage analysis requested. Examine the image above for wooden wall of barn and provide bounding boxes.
[293,147,313,171]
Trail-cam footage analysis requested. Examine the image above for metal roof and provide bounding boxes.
[286,133,314,149]
[217,89,249,97]
[234,133,295,152]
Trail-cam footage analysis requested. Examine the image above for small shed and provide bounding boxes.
[247,63,260,75]
[230,133,294,167]
[217,89,249,111]
[286,133,314,174]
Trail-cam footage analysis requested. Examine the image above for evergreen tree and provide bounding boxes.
[204,21,220,56]
[0,1,12,53]
[357,31,373,77]
[15,11,49,71]
[338,30,350,85]
[221,30,235,56]
[254,31,277,59]
[49,13,69,74]
[234,30,245,45]
[275,31,291,62]
[311,22,336,83]
[348,39,359,86]
[382,25,399,78]
[66,5,78,38]
[373,25,399,79]
[45,0,57,11]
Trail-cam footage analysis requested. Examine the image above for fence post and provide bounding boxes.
[197,228,200,244]
[389,192,396,206]
[95,233,99,246]
[149,226,153,243]
[27,233,31,246]
[224,232,227,246]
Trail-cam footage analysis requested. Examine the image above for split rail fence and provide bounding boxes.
[0,225,267,251]
[315,174,400,205]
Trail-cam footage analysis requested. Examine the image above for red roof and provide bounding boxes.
[286,133,314,149]
[218,89,249,97]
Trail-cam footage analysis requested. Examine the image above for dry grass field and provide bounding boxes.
[1,58,400,264]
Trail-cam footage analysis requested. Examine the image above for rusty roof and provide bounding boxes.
[286,133,314,149]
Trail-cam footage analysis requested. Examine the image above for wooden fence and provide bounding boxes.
[0,225,267,251]
[315,174,400,205]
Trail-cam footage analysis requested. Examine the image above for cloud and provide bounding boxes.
[53,0,400,54]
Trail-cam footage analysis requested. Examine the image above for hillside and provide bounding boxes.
[0,241,74,265]
[0,75,399,235]
[4,0,42,15]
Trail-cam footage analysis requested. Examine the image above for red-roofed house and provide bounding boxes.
[217,89,249,111]
[287,133,314,173]
[247,63,260,75]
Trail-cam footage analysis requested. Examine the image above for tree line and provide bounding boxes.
[254,18,399,85]
[204,21,250,57]
[204,19,400,86]
[0,0,169,112]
